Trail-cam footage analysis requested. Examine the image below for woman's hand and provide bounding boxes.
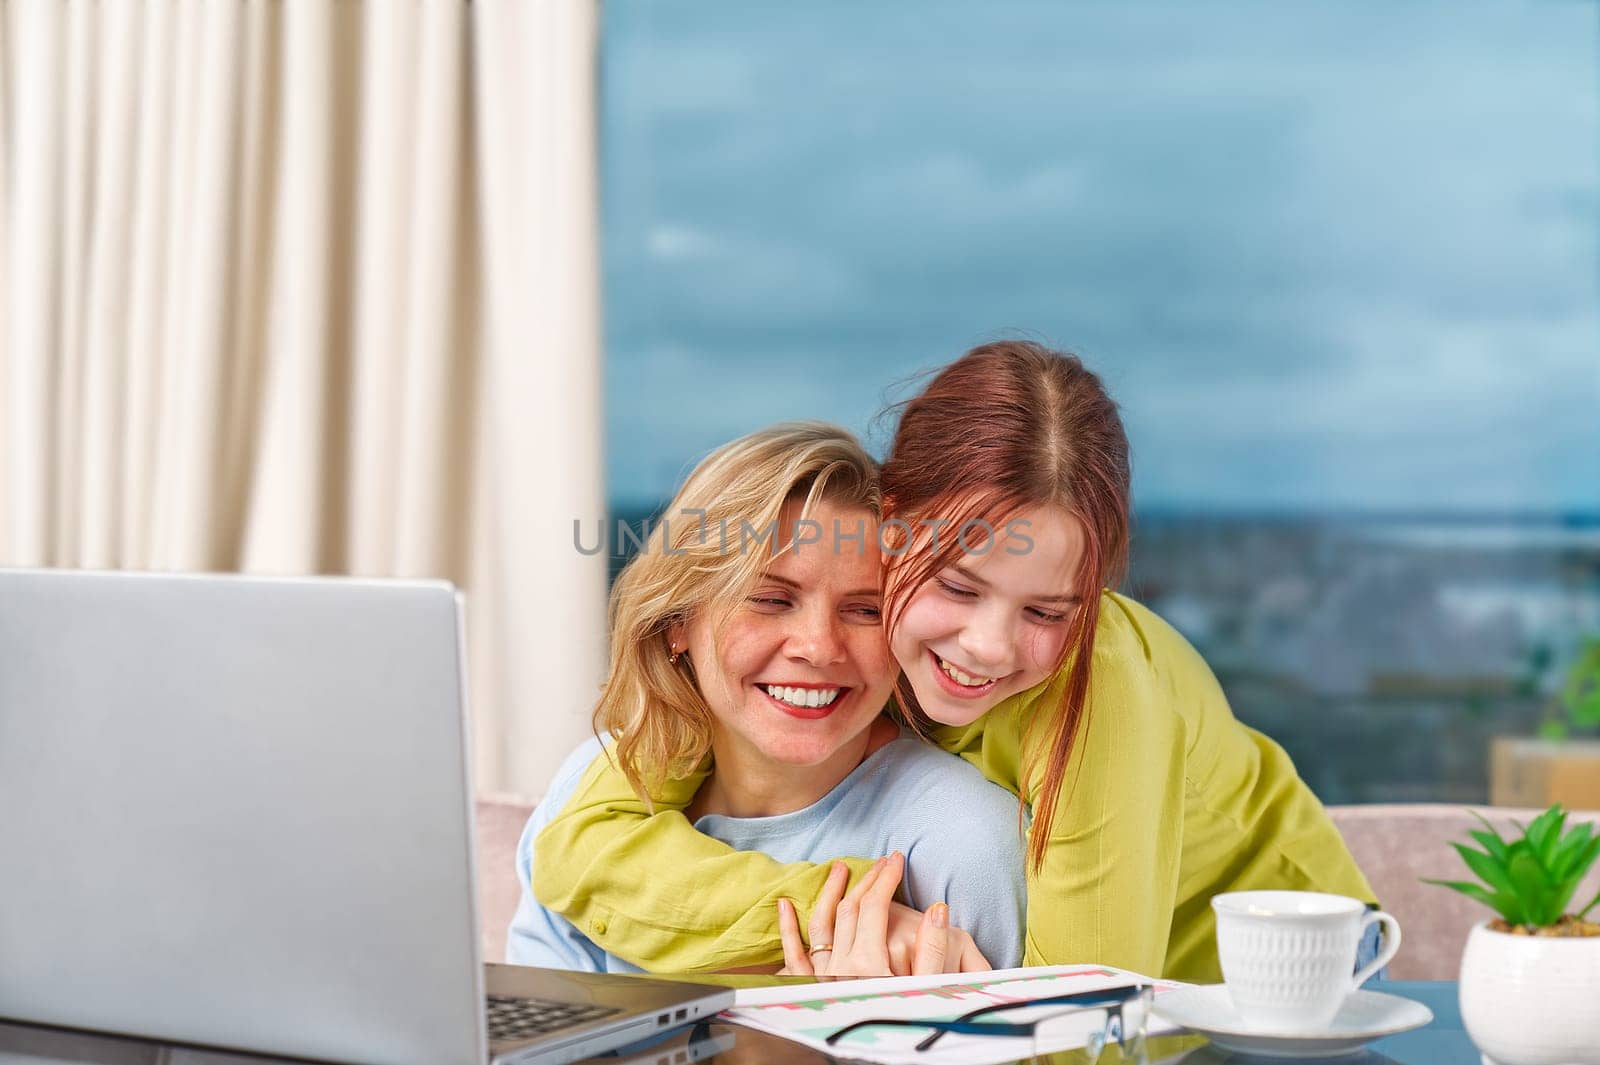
[883,899,988,975]
[776,854,992,978]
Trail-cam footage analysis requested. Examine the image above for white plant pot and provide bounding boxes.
[1459,920,1600,1065]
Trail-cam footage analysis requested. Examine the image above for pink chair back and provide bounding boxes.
[1328,803,1600,980]
[475,794,537,963]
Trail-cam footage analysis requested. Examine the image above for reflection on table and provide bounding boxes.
[580,980,1468,1065]
[0,981,1468,1065]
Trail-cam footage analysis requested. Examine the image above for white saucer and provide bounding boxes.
[1153,985,1433,1059]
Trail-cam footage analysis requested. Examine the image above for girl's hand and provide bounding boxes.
[776,854,992,978]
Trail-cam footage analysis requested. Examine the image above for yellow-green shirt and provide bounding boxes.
[533,591,1375,981]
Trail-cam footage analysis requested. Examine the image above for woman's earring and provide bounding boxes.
[669,646,683,666]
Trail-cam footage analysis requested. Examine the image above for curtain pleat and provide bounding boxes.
[6,0,63,566]
[120,1,175,566]
[77,1,139,569]
[244,0,339,572]
[470,0,607,794]
[172,1,241,567]
[347,4,415,575]
[394,1,465,578]
[0,3,10,542]
[150,1,201,566]
[214,0,279,565]
[54,1,92,563]
[1,0,606,797]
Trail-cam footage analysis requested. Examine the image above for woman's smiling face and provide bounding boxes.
[677,498,897,773]
[888,504,1085,727]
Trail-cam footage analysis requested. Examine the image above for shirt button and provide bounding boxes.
[592,920,607,935]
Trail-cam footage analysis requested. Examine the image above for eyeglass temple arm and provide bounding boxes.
[949,983,1146,1024]
[825,985,1151,1050]
[826,1017,1039,1046]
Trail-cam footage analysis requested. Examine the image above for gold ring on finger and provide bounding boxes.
[807,942,834,955]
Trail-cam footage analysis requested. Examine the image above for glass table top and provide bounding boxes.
[585,980,1474,1065]
[0,980,1472,1065]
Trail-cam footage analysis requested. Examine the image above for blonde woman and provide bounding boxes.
[506,423,1025,974]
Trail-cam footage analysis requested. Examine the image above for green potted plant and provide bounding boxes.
[1492,636,1600,808]
[1426,805,1600,1064]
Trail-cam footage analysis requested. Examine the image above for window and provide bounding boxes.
[602,0,1600,801]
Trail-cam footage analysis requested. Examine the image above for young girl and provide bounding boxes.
[508,422,1025,973]
[532,343,1374,982]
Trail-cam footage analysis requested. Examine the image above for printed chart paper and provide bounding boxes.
[724,964,1184,1065]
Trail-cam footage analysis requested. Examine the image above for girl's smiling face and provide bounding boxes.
[888,504,1085,727]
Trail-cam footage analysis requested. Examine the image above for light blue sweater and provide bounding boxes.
[506,728,1027,972]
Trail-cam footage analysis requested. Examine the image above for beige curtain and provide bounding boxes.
[0,0,608,798]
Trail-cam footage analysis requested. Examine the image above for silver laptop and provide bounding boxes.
[0,568,732,1065]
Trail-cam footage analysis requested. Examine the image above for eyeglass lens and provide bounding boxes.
[1033,987,1154,1060]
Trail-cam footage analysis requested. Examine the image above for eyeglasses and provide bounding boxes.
[823,983,1154,1059]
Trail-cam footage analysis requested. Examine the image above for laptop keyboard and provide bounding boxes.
[486,994,624,1041]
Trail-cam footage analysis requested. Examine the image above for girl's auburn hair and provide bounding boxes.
[880,340,1131,872]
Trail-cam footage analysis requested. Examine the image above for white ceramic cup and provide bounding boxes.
[1211,890,1401,1033]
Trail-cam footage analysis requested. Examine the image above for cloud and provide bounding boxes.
[602,0,1600,509]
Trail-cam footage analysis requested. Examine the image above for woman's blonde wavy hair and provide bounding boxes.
[596,422,882,803]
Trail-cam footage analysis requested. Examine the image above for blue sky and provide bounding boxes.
[601,0,1600,511]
